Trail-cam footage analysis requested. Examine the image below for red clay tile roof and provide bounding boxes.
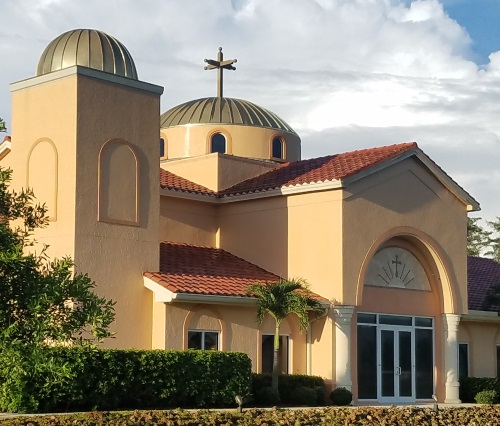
[145,242,281,297]
[468,256,500,312]
[160,169,215,195]
[220,142,417,196]
[144,242,327,301]
[159,143,417,197]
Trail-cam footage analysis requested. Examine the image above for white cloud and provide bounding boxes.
[0,0,499,221]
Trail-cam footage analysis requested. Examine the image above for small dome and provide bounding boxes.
[36,29,138,80]
[160,97,297,135]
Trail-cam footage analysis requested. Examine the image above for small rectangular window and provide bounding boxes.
[458,343,469,378]
[497,346,500,378]
[188,330,219,350]
[379,314,412,326]
[415,317,433,328]
[357,313,377,324]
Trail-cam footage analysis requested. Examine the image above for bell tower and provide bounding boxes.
[6,29,164,348]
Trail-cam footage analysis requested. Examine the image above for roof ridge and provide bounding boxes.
[159,142,419,198]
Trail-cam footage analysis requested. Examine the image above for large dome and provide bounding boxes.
[160,97,297,135]
[36,29,138,80]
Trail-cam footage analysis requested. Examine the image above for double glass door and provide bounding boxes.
[357,314,434,403]
[378,326,413,402]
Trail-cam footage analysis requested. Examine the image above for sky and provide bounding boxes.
[0,0,499,225]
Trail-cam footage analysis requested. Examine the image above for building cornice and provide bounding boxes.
[10,66,164,95]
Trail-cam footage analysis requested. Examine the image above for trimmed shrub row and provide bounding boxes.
[0,347,251,413]
[251,373,326,406]
[460,377,500,403]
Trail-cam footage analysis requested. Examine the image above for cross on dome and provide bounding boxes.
[204,47,237,98]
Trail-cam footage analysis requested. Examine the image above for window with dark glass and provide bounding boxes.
[188,330,219,350]
[497,346,500,378]
[261,334,289,374]
[159,138,165,158]
[458,343,469,378]
[357,325,377,399]
[211,133,226,153]
[272,137,283,159]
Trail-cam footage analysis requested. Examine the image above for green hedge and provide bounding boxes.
[251,373,325,405]
[460,377,500,403]
[0,347,251,413]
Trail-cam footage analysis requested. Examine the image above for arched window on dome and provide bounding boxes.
[271,136,285,160]
[159,138,165,158]
[211,133,226,154]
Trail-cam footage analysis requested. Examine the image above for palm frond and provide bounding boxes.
[247,278,325,330]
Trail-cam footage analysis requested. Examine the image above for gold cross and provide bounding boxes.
[204,47,237,98]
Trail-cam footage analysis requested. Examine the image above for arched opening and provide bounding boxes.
[272,136,284,159]
[159,138,166,158]
[354,229,463,404]
[210,133,226,154]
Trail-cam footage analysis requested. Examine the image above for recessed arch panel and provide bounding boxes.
[98,139,139,226]
[26,138,58,221]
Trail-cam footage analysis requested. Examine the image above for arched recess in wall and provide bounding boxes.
[26,138,58,221]
[98,139,139,226]
[356,226,463,314]
[183,305,226,350]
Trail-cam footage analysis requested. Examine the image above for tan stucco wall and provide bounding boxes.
[218,189,344,299]
[343,158,468,313]
[159,196,217,246]
[8,70,161,350]
[161,124,301,162]
[7,75,78,260]
[73,74,160,349]
[161,153,278,192]
[157,302,307,373]
[459,320,500,377]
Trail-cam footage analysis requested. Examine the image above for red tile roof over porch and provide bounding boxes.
[144,242,327,301]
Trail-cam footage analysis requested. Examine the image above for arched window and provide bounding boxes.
[211,133,226,153]
[272,137,284,159]
[159,138,165,158]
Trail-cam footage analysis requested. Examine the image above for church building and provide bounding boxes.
[2,29,500,405]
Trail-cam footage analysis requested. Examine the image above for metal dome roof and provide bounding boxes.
[160,97,297,135]
[36,29,138,80]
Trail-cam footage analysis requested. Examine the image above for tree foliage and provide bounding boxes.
[0,117,6,133]
[0,167,115,346]
[0,167,115,412]
[247,278,325,391]
[467,216,500,262]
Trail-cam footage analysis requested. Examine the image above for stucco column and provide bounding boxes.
[334,305,355,391]
[442,313,461,403]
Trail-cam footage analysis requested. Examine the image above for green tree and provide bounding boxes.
[247,278,325,392]
[486,217,500,262]
[0,117,6,133]
[0,167,115,411]
[467,217,491,257]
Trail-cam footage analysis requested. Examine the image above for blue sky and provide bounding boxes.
[444,0,500,64]
[0,0,499,223]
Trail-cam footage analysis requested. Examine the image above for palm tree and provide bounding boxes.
[247,278,326,391]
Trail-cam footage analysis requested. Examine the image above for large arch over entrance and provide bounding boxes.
[352,226,464,404]
[356,226,463,314]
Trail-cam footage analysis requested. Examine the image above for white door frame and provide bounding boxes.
[377,324,415,403]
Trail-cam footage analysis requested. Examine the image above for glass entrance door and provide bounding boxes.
[378,326,414,402]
